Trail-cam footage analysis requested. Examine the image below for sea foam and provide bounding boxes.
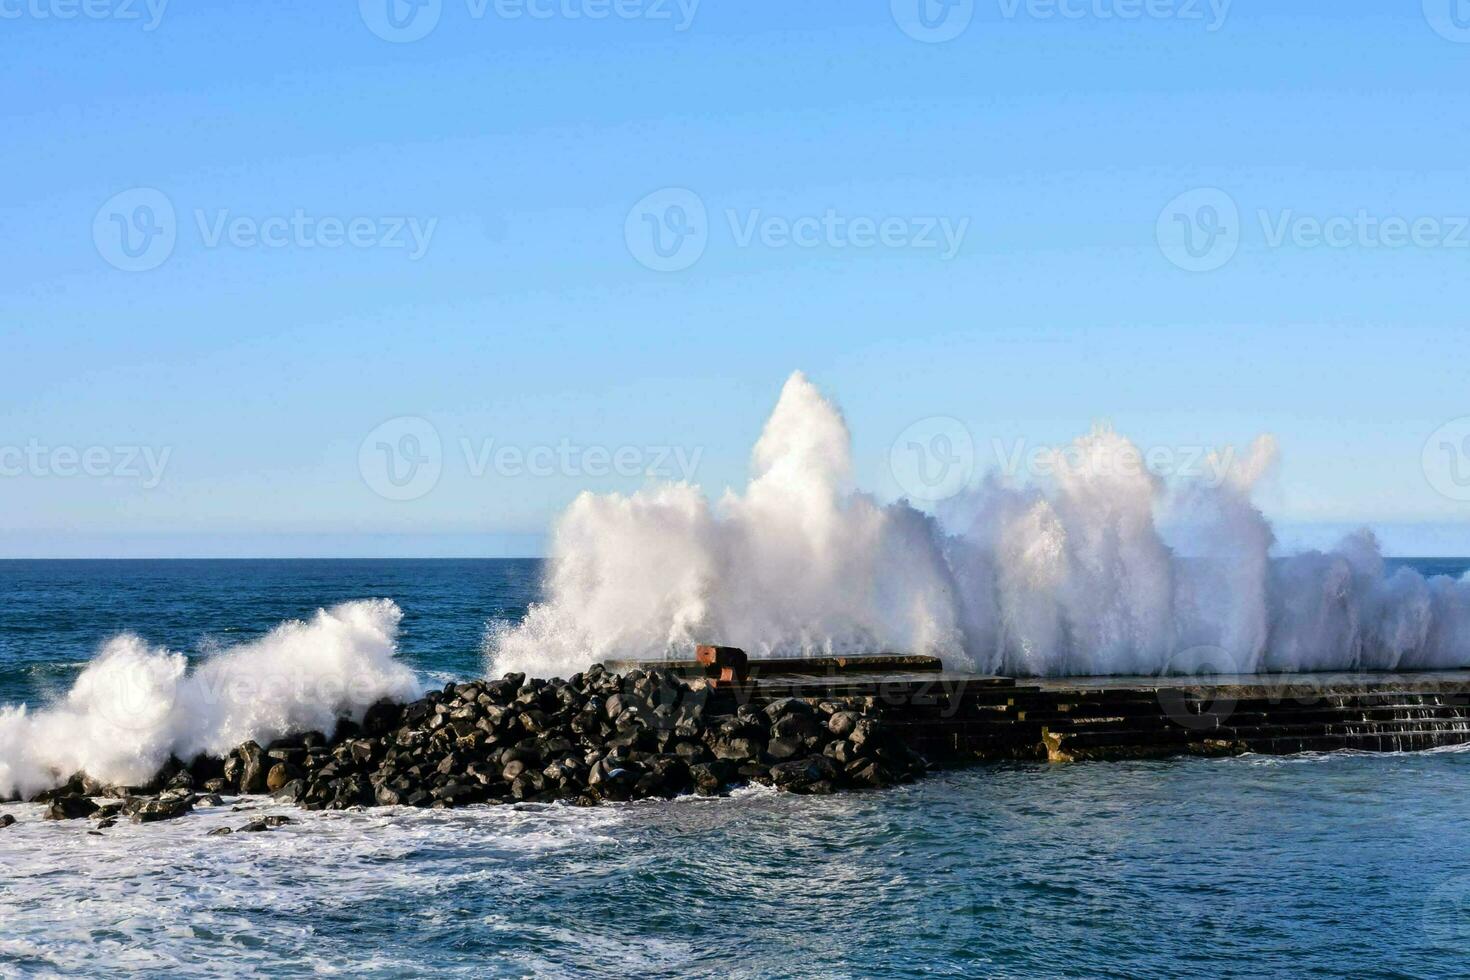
[489,371,1470,678]
[0,599,421,800]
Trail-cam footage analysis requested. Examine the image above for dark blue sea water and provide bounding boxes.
[4,558,1470,978]
[0,558,544,705]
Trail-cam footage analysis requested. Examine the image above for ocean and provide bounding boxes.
[4,558,1470,977]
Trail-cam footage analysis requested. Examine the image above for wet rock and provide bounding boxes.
[769,756,839,793]
[128,793,194,824]
[766,737,802,761]
[44,796,100,821]
[271,780,306,804]
[224,741,268,794]
[827,711,861,738]
[712,736,763,762]
[96,817,117,829]
[207,826,233,837]
[848,719,881,752]
[689,762,731,795]
[31,778,85,805]
[238,819,271,832]
[0,814,16,829]
[266,763,302,793]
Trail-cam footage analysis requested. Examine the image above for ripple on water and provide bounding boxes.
[3,756,1470,978]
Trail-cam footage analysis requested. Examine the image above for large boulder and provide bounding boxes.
[126,792,194,824]
[768,756,839,794]
[43,795,99,821]
[223,741,269,794]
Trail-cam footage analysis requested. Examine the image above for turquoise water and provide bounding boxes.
[3,558,1470,977]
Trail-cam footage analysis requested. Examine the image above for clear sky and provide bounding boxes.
[3,1,1470,557]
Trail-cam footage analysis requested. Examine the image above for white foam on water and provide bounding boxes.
[0,600,422,800]
[488,371,1470,678]
[0,797,635,977]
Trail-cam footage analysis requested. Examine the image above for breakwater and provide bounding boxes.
[12,652,1470,833]
[681,655,1470,763]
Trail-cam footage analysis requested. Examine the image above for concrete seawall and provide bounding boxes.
[610,655,1470,764]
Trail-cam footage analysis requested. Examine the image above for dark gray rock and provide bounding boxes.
[769,756,840,793]
[765,737,802,761]
[128,793,194,823]
[44,796,99,821]
[712,736,763,762]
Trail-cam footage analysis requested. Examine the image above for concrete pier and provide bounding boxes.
[618,654,1470,764]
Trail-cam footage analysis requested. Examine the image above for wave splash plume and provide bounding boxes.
[491,371,1470,679]
[0,600,421,800]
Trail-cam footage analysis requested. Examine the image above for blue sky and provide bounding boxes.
[3,1,1470,557]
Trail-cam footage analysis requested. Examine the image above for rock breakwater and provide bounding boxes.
[8,665,927,829]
